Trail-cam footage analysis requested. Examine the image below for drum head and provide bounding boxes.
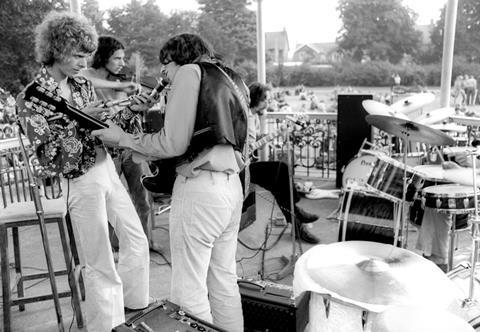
[342,154,377,188]
[414,165,445,181]
[422,184,476,197]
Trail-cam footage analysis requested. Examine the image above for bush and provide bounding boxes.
[260,57,480,87]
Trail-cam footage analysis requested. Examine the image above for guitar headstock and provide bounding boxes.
[24,82,66,114]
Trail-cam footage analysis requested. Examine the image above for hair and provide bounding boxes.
[248,82,271,108]
[159,33,214,66]
[91,35,125,69]
[35,11,98,66]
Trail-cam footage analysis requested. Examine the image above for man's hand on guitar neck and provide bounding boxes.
[91,119,126,147]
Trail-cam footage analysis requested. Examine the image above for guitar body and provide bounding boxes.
[141,158,178,194]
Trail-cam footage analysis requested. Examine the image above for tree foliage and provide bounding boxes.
[429,0,480,63]
[0,0,67,94]
[336,0,422,64]
[197,0,257,64]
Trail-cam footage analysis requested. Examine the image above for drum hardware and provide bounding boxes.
[366,114,455,249]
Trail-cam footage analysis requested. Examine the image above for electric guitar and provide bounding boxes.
[24,81,108,130]
[140,127,285,194]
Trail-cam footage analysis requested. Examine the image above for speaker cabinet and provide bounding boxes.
[238,279,310,332]
[336,94,373,188]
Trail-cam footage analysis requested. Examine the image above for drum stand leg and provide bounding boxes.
[463,152,480,306]
[448,214,457,272]
[393,200,402,247]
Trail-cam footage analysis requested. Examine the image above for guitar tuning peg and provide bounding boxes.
[40,101,48,107]
[48,105,56,111]
[31,97,39,103]
[54,96,61,102]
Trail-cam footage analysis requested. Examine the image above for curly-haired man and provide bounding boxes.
[16,11,149,331]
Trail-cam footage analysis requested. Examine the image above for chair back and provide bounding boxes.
[0,146,62,208]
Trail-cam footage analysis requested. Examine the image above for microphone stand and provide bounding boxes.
[16,127,65,332]
[277,121,302,280]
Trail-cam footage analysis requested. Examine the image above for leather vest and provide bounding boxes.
[181,62,248,162]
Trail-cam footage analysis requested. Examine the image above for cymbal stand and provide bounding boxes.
[400,135,413,249]
[464,150,480,306]
[277,121,302,280]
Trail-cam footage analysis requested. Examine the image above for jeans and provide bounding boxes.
[169,170,244,332]
[64,153,149,331]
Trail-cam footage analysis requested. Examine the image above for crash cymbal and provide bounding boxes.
[362,100,410,120]
[443,167,480,187]
[390,92,435,114]
[414,107,456,125]
[366,114,455,145]
[431,122,467,132]
[304,241,459,306]
[371,305,474,332]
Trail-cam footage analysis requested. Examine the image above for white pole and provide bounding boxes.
[256,0,266,84]
[440,0,458,108]
[70,0,81,14]
[256,0,268,160]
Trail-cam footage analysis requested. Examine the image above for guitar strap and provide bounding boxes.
[214,64,251,199]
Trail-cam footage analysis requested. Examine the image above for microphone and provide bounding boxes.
[285,115,307,128]
[149,77,168,97]
[101,78,168,108]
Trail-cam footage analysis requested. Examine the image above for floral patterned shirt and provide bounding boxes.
[16,67,133,179]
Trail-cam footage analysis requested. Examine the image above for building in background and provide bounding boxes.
[265,29,290,65]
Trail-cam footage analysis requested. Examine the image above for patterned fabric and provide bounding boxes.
[16,67,138,179]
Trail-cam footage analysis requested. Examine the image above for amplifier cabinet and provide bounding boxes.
[113,300,226,332]
[238,279,310,332]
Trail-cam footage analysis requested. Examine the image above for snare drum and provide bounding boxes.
[367,154,423,200]
[422,184,478,213]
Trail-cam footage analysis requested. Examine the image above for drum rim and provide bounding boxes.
[422,184,477,196]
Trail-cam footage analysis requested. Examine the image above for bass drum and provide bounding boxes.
[341,150,382,188]
[447,262,480,330]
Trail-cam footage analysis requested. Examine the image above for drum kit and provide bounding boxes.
[300,94,480,331]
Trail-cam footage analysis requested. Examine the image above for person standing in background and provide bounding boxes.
[81,36,152,250]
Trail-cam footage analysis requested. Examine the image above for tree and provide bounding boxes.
[82,0,106,35]
[164,10,198,37]
[197,0,257,64]
[0,0,67,94]
[106,0,169,69]
[430,0,480,63]
[336,0,422,64]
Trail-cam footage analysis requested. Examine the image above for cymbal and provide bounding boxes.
[366,114,455,145]
[390,92,435,114]
[362,100,410,120]
[304,241,459,306]
[371,305,474,332]
[431,122,467,132]
[414,107,455,125]
[443,167,480,187]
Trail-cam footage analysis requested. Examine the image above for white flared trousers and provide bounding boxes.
[63,153,149,332]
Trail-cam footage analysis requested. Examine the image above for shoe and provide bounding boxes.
[295,224,320,244]
[295,206,319,223]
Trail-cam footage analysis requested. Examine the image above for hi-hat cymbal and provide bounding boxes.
[362,100,409,120]
[371,305,474,332]
[414,107,455,125]
[304,241,458,306]
[390,93,435,114]
[366,114,455,145]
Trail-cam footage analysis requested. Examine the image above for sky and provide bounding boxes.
[97,0,448,49]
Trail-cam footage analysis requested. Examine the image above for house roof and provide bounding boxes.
[294,42,337,54]
[265,30,289,51]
